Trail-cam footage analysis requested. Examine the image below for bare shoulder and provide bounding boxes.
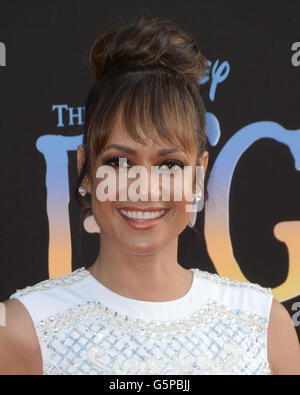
[267,298,300,375]
[0,298,43,375]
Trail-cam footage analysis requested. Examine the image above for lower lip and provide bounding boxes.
[118,210,169,230]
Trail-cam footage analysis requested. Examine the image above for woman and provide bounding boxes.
[1,14,300,375]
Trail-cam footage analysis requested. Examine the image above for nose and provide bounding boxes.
[126,165,161,202]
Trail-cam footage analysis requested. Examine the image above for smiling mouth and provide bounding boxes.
[117,207,170,228]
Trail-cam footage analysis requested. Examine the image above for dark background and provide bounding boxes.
[0,0,299,340]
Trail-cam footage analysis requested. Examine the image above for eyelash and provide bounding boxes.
[102,156,186,169]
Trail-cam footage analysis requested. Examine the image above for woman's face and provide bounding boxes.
[78,115,209,256]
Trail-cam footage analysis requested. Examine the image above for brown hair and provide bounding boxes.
[74,13,210,221]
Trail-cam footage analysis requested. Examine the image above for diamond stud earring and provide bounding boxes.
[78,185,88,197]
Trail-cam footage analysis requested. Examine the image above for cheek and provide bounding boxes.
[91,196,112,226]
[173,200,192,225]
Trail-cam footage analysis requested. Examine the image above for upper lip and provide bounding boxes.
[117,206,169,212]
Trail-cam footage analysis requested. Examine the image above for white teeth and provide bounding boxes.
[119,209,167,221]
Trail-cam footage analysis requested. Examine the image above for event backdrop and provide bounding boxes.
[0,1,299,340]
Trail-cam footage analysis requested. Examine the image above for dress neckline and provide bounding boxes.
[83,267,198,307]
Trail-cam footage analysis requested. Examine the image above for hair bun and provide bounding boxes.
[89,15,208,85]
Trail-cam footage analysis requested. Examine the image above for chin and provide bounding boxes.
[117,240,166,256]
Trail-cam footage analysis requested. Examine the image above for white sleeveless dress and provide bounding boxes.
[9,267,273,375]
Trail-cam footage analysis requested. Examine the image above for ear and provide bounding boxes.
[77,144,92,194]
[198,150,209,175]
[193,150,209,194]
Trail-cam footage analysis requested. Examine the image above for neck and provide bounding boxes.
[87,233,192,302]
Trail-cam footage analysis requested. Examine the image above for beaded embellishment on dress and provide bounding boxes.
[37,298,271,375]
[10,268,89,298]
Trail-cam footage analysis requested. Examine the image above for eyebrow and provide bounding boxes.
[102,144,184,156]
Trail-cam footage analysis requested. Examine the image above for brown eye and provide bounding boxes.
[102,156,131,168]
[159,159,185,170]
